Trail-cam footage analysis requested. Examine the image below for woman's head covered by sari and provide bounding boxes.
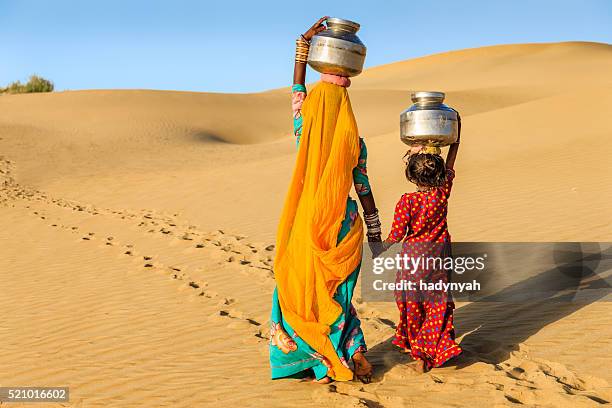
[274,81,364,381]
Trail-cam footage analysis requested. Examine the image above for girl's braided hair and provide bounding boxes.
[405,153,447,187]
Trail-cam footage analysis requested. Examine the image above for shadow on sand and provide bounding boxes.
[366,243,612,378]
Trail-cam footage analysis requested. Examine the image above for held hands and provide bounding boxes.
[368,234,384,259]
[369,238,386,259]
[303,16,328,41]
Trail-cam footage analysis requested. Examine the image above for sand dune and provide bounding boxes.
[1,41,611,407]
[354,41,612,90]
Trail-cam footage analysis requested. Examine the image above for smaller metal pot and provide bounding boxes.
[400,91,459,147]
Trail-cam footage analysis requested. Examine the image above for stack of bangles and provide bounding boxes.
[295,35,310,64]
[364,209,382,239]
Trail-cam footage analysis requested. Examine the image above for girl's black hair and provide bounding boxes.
[405,153,447,187]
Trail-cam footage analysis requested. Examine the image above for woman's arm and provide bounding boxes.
[354,140,377,216]
[292,17,327,146]
[352,140,380,241]
[358,192,377,216]
[445,112,461,170]
[293,17,327,86]
[362,192,383,257]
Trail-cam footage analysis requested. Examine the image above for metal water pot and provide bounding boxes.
[307,18,366,77]
[400,92,459,147]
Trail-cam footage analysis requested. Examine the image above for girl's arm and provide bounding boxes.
[293,17,327,86]
[373,195,410,255]
[385,195,410,244]
[445,112,461,170]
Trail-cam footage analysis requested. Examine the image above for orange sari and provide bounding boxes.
[274,82,364,380]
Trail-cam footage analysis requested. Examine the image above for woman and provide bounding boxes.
[269,17,382,384]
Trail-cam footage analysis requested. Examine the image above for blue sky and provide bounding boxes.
[1,0,610,93]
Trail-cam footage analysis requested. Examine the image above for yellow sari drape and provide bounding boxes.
[274,82,364,381]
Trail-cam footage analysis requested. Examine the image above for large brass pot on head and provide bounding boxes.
[307,18,366,77]
[400,91,459,147]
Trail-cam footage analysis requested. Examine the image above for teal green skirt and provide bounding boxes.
[269,198,366,380]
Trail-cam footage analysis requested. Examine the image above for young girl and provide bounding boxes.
[383,128,462,373]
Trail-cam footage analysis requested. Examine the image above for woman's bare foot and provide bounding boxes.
[352,352,373,384]
[270,323,297,354]
[300,371,331,384]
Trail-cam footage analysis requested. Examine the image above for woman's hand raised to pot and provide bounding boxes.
[294,17,327,85]
[303,16,328,41]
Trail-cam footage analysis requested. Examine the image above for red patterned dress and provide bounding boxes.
[385,167,462,369]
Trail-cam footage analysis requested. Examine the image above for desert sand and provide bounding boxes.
[1,41,611,407]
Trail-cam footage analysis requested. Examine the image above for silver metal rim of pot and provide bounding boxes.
[411,91,446,104]
[325,17,361,32]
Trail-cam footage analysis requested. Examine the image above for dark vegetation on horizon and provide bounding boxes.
[0,75,54,94]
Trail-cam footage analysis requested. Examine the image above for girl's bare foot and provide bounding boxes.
[352,352,373,384]
[412,359,430,374]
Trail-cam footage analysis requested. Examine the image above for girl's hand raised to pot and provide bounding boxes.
[451,108,462,142]
[402,145,424,164]
[303,16,328,41]
[409,145,424,155]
